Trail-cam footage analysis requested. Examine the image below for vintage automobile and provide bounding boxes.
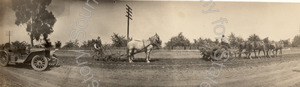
[0,47,59,71]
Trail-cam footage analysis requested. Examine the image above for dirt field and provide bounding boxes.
[0,49,300,87]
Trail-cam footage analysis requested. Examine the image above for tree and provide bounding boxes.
[204,38,213,44]
[193,38,213,47]
[11,41,30,49]
[12,0,56,46]
[236,37,244,43]
[280,39,291,47]
[263,37,270,44]
[214,39,220,45]
[292,35,300,47]
[62,40,80,49]
[228,33,244,48]
[80,37,102,49]
[55,41,62,48]
[228,32,238,48]
[165,32,191,49]
[248,34,261,42]
[111,33,128,47]
[193,38,205,47]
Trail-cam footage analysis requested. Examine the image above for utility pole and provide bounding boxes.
[9,31,10,44]
[125,4,133,59]
[126,4,132,41]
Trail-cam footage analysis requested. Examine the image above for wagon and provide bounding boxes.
[0,47,59,71]
[199,45,233,61]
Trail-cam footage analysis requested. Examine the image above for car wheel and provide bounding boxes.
[0,52,8,66]
[31,55,48,71]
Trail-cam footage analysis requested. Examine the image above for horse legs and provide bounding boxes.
[128,49,133,63]
[266,49,270,58]
[145,52,150,63]
[131,50,135,60]
[131,53,135,61]
[148,50,152,61]
[272,49,276,57]
[246,50,252,60]
[262,50,266,58]
[253,50,257,58]
[280,48,283,57]
[275,49,278,57]
[257,50,261,59]
[238,50,242,58]
[244,51,248,58]
[249,51,252,60]
[145,50,152,63]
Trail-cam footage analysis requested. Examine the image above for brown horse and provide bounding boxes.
[127,33,162,63]
[238,41,253,59]
[268,41,284,57]
[252,41,269,58]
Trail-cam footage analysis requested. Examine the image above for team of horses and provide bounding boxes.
[237,40,284,59]
[124,33,284,63]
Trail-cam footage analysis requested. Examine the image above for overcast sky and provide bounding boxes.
[1,0,300,46]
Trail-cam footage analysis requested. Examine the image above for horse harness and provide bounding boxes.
[142,39,152,50]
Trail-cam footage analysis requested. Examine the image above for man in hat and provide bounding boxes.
[221,35,230,49]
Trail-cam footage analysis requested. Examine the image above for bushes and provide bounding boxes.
[292,35,300,47]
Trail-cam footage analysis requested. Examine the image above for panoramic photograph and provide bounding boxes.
[0,0,300,87]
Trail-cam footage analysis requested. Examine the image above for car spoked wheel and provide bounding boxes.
[31,55,48,71]
[0,53,8,66]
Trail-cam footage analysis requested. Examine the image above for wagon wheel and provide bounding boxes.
[0,52,9,66]
[211,50,222,61]
[31,55,48,71]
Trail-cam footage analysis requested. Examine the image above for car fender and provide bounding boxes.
[24,51,46,63]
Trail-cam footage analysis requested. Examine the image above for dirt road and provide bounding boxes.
[0,53,299,87]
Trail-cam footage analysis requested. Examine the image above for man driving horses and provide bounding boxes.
[221,35,230,49]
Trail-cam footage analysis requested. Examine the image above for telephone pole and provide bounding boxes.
[9,31,10,44]
[126,4,132,41]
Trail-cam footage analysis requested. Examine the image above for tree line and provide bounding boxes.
[5,0,299,50]
[2,32,300,50]
[165,32,294,50]
[56,32,296,50]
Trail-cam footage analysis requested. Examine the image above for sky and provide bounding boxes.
[1,0,300,46]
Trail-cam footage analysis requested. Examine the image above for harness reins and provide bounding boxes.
[142,38,153,50]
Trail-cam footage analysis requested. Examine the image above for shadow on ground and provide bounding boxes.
[6,64,59,71]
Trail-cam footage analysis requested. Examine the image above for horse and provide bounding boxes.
[268,41,284,57]
[127,33,162,63]
[252,41,268,58]
[238,41,253,59]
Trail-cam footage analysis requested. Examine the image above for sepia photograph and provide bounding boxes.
[0,0,300,87]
